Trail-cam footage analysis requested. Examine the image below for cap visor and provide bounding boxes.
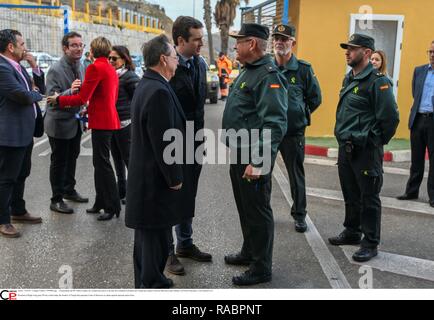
[272,32,291,38]
[340,43,362,49]
[229,32,246,38]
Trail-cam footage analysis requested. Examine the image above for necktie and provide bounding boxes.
[188,59,196,84]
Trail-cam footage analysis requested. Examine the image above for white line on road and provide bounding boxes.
[306,187,434,216]
[341,246,434,283]
[273,163,352,289]
[304,157,427,178]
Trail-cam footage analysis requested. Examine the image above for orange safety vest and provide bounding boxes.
[217,56,233,78]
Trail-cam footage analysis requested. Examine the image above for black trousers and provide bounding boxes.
[229,164,274,276]
[48,128,82,203]
[338,145,384,248]
[133,227,172,288]
[405,114,434,200]
[279,134,307,220]
[111,125,131,199]
[91,130,121,214]
[0,142,33,224]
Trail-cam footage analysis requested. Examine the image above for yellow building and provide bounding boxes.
[248,0,433,138]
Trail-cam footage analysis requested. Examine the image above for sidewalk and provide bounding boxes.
[305,138,427,162]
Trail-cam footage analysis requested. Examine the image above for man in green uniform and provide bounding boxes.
[272,24,322,233]
[329,34,399,262]
[222,23,288,285]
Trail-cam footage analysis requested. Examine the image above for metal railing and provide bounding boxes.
[241,0,290,30]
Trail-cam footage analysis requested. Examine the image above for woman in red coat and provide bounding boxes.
[48,37,121,221]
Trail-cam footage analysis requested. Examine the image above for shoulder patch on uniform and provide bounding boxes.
[270,84,281,89]
[380,84,390,90]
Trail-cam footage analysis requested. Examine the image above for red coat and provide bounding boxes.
[59,57,120,130]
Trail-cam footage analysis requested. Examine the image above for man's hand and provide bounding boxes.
[23,51,37,69]
[46,92,60,105]
[170,183,183,190]
[71,79,82,93]
[242,164,261,181]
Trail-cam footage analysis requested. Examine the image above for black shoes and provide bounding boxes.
[352,247,378,262]
[63,192,89,203]
[328,231,362,246]
[232,270,272,286]
[224,253,253,266]
[50,201,74,214]
[166,254,185,275]
[97,212,120,221]
[176,245,212,262]
[86,206,102,214]
[396,193,418,200]
[295,219,307,233]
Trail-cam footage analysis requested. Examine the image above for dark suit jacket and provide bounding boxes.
[125,69,194,230]
[408,64,434,129]
[44,56,85,139]
[0,55,45,147]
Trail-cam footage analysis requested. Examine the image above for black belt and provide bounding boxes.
[417,112,433,117]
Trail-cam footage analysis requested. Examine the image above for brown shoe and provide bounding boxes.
[11,213,42,224]
[0,224,21,238]
[165,254,185,275]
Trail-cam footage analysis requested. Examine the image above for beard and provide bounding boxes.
[274,47,291,56]
[348,51,364,68]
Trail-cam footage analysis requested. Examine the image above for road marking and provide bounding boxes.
[39,133,92,156]
[341,246,434,282]
[273,163,351,289]
[304,157,427,178]
[306,187,434,216]
[33,136,49,149]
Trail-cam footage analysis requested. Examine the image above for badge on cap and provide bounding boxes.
[278,25,286,32]
[350,35,355,41]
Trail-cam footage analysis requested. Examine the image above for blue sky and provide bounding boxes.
[147,0,265,33]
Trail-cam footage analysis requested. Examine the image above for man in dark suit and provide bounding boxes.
[165,16,212,276]
[125,34,191,288]
[0,29,45,238]
[397,40,434,206]
[45,31,88,214]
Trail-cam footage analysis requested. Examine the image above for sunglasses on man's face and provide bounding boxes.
[109,56,120,62]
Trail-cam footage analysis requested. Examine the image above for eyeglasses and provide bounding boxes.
[165,55,179,61]
[69,43,85,49]
[427,50,434,55]
[109,56,120,62]
[236,38,253,46]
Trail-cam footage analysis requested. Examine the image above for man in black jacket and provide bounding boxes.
[166,16,212,275]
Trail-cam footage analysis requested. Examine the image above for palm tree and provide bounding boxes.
[214,0,249,54]
[204,0,215,64]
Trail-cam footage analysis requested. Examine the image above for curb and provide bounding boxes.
[305,145,428,162]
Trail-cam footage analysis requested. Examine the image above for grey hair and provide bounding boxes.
[254,37,269,53]
[142,34,172,68]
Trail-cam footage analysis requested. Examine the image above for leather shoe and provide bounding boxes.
[396,193,418,200]
[0,224,20,238]
[50,201,73,214]
[97,212,120,221]
[63,192,89,203]
[166,254,185,275]
[86,206,102,214]
[232,270,272,286]
[11,212,42,224]
[176,244,212,262]
[295,219,307,233]
[328,231,361,246]
[352,247,378,262]
[224,253,253,266]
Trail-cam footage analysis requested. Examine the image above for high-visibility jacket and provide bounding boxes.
[217,55,233,78]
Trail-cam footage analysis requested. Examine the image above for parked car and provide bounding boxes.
[207,64,219,104]
[131,54,145,78]
[22,52,58,76]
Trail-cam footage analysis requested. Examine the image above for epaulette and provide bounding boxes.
[298,60,312,67]
[264,63,278,73]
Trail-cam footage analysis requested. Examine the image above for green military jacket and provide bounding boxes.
[277,54,322,135]
[222,55,288,168]
[334,63,399,147]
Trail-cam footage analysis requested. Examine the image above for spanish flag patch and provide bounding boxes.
[270,84,281,89]
[380,84,389,90]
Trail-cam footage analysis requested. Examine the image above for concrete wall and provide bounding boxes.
[0,8,156,57]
